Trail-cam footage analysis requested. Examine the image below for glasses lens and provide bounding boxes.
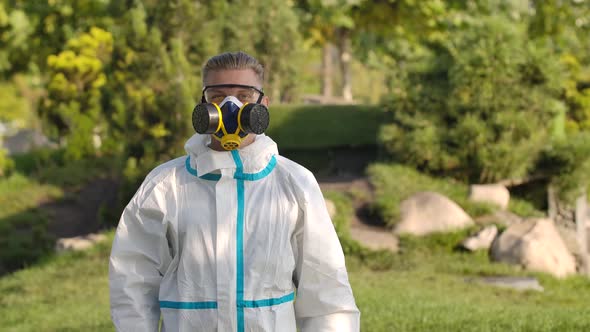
[204,90,226,104]
[236,88,259,103]
[204,87,260,104]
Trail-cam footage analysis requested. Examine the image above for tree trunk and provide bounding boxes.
[338,28,353,102]
[321,42,333,99]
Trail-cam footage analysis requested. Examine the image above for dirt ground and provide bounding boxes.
[42,178,120,239]
[318,175,398,252]
[40,172,398,253]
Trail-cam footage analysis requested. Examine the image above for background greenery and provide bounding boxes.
[1,0,590,330]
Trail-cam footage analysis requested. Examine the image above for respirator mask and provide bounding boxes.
[192,84,270,150]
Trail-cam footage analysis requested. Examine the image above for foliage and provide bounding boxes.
[38,27,113,161]
[0,80,30,127]
[561,54,590,133]
[0,209,54,274]
[378,15,563,184]
[103,3,196,164]
[0,0,113,77]
[0,2,34,76]
[367,163,543,227]
[267,104,384,149]
[220,0,305,102]
[536,132,590,202]
[0,146,14,177]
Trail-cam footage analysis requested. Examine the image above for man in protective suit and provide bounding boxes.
[109,51,360,331]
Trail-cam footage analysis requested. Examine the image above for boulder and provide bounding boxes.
[475,210,522,227]
[490,218,576,278]
[469,184,510,210]
[461,225,498,251]
[395,191,473,236]
[55,233,107,253]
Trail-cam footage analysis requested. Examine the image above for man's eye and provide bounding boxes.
[211,95,225,103]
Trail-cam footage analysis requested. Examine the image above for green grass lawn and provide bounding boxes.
[0,237,112,332]
[2,226,590,331]
[351,266,590,332]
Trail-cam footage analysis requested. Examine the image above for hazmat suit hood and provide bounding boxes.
[184,134,278,177]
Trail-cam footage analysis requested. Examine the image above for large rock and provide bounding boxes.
[475,210,522,227]
[461,225,498,251]
[491,218,576,278]
[55,233,107,253]
[395,191,473,236]
[469,184,510,210]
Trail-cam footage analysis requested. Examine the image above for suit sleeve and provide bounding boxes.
[291,172,360,332]
[109,183,173,332]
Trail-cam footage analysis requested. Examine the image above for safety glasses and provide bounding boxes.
[201,84,264,104]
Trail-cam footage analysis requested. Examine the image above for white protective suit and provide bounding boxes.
[109,133,360,332]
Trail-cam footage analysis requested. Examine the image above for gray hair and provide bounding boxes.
[202,51,264,85]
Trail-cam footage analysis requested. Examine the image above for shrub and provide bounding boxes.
[0,147,14,177]
[378,16,562,184]
[267,104,385,150]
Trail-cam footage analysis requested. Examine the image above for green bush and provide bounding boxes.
[536,132,590,203]
[0,173,62,275]
[0,147,14,177]
[267,104,385,149]
[12,148,120,188]
[0,210,54,274]
[378,15,562,183]
[11,148,65,176]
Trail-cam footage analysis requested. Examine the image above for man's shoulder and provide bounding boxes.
[144,155,187,184]
[136,156,187,197]
[275,155,314,179]
[274,155,320,190]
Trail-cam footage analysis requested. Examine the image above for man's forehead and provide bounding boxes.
[204,69,261,87]
[207,86,253,93]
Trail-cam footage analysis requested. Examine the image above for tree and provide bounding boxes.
[527,0,590,133]
[39,27,113,160]
[296,0,360,101]
[1,0,112,76]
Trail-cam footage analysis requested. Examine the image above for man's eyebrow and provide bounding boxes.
[207,88,226,94]
[236,88,254,93]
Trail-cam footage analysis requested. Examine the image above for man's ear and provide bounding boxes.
[261,95,270,107]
